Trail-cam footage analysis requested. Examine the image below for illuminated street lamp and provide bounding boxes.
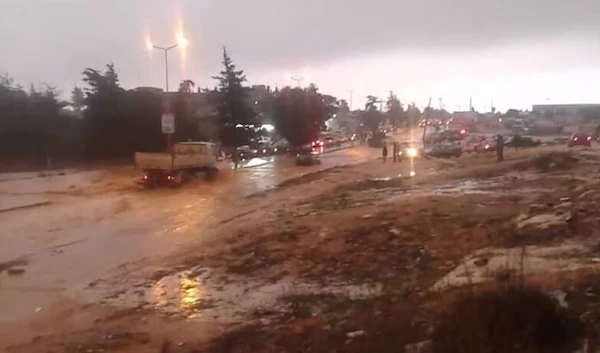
[146,35,188,92]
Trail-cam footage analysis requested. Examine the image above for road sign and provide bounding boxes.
[161,113,175,134]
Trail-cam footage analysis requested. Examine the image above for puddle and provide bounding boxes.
[384,178,502,202]
[99,267,382,323]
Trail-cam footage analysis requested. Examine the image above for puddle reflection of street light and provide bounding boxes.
[179,277,201,314]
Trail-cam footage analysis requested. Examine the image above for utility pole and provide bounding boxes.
[438,97,443,110]
[469,97,473,111]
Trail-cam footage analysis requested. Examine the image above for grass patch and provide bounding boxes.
[432,285,585,353]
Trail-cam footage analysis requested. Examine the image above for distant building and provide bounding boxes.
[532,103,600,115]
[133,86,164,94]
[451,111,478,123]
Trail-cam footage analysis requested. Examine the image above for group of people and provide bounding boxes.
[381,142,404,163]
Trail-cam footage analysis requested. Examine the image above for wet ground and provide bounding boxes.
[0,146,378,328]
[4,139,599,352]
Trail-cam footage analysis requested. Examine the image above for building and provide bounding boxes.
[532,104,600,115]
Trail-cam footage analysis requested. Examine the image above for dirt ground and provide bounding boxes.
[6,145,600,352]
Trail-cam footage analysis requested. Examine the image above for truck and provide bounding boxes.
[134,141,221,188]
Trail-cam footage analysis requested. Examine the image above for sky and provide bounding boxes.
[1,0,600,112]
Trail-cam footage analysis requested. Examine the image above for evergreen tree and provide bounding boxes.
[70,86,85,113]
[212,48,255,146]
[386,91,406,128]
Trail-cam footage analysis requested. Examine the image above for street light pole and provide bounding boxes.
[148,42,180,152]
[290,76,304,87]
[151,43,178,92]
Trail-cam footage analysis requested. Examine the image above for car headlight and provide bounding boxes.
[406,147,418,158]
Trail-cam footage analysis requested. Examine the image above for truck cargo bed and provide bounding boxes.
[135,152,215,171]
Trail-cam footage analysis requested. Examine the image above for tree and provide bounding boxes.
[82,63,131,159]
[339,99,350,113]
[321,94,340,121]
[173,80,200,143]
[273,86,327,146]
[178,79,195,94]
[361,95,384,133]
[365,95,379,111]
[0,74,79,165]
[212,47,255,146]
[505,109,520,118]
[386,91,406,128]
[407,102,421,126]
[70,86,85,113]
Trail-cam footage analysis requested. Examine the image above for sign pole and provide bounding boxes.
[161,111,175,152]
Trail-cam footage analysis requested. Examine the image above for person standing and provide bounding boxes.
[392,142,398,163]
[382,144,389,163]
[496,134,504,162]
[232,149,240,169]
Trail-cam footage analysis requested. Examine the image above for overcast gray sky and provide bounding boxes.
[1,0,600,110]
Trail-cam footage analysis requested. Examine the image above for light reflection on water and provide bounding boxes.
[179,277,201,312]
[140,269,382,322]
[149,274,203,316]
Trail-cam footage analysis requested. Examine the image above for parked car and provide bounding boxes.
[506,135,541,148]
[368,131,386,148]
[236,145,258,159]
[473,137,498,153]
[424,142,462,158]
[424,129,467,144]
[273,139,291,154]
[255,142,278,156]
[567,132,592,147]
[323,135,342,148]
[295,145,321,166]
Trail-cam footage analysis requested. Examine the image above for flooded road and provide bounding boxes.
[0,146,378,324]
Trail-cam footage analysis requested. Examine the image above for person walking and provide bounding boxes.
[392,142,398,163]
[382,144,389,163]
[496,134,504,162]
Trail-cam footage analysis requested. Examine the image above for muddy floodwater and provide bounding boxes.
[0,147,378,324]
